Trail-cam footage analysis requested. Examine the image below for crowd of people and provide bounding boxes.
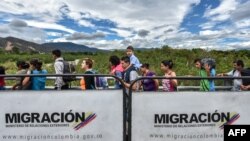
[0,46,250,91]
[4,59,48,91]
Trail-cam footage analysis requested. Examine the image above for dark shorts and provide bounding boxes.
[54,84,69,90]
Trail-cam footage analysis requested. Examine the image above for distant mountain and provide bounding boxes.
[0,37,5,49]
[0,36,104,53]
[0,36,45,53]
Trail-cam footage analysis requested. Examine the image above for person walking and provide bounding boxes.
[52,49,68,90]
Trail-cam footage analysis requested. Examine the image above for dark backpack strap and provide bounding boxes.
[233,69,236,75]
[57,60,65,73]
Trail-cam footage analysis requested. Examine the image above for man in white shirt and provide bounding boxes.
[218,60,244,91]
[52,49,68,90]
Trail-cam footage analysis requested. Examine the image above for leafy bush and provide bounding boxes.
[1,47,250,87]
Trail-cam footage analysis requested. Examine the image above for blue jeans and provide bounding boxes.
[0,86,5,90]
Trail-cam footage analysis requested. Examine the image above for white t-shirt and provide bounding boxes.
[227,70,242,91]
[125,70,139,93]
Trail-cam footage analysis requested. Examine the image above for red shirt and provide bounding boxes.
[0,77,5,86]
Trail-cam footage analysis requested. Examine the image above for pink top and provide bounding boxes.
[162,72,175,91]
[111,64,124,74]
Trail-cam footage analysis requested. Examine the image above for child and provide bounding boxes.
[126,46,142,70]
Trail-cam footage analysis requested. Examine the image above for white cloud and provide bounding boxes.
[212,14,231,22]
[25,20,75,33]
[110,28,134,38]
[77,40,124,50]
[83,39,161,50]
[63,0,200,32]
[66,32,105,40]
[235,19,250,28]
[0,19,46,43]
[137,29,150,37]
[67,11,82,20]
[47,32,63,37]
[199,22,216,29]
[66,11,95,28]
[161,29,237,50]
[199,30,222,36]
[231,0,250,21]
[238,41,250,47]
[78,20,94,27]
[204,0,239,21]
[204,0,250,26]
[0,25,10,34]
[0,0,65,23]
[227,41,250,50]
[3,18,75,34]
[2,0,250,50]
[47,37,67,43]
[0,0,201,49]
[9,19,27,27]
[0,26,46,44]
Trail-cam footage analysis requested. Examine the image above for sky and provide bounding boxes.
[0,0,250,50]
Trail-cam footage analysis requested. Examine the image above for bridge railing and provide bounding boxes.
[1,74,250,91]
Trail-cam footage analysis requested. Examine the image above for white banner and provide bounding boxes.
[0,91,123,141]
[132,92,250,141]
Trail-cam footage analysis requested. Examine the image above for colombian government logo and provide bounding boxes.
[73,112,97,130]
[219,113,240,129]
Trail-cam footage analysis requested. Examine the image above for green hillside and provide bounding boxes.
[1,46,250,86]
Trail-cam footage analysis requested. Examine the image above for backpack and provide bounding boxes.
[60,61,76,83]
[241,68,250,85]
[90,70,108,89]
[201,58,216,69]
